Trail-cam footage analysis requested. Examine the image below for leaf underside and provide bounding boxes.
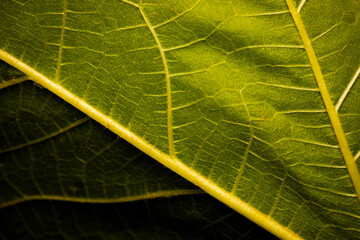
[1,0,360,239]
[0,195,277,240]
[0,67,200,206]
[0,62,276,240]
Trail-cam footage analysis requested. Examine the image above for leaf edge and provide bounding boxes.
[0,49,302,240]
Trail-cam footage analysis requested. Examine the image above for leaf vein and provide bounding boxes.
[286,0,360,200]
[335,66,360,111]
[231,91,253,194]
[138,1,175,157]
[55,0,67,82]
[153,0,201,29]
[0,117,89,154]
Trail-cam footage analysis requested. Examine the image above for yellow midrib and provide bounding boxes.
[0,50,302,240]
[285,0,360,200]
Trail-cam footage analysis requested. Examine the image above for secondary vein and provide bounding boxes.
[286,0,360,200]
[138,1,175,157]
[0,117,89,154]
[0,49,302,240]
[0,75,29,90]
[55,0,67,82]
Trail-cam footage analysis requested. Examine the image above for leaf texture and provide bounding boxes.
[0,61,277,240]
[0,195,277,240]
[1,0,360,239]
[0,61,201,207]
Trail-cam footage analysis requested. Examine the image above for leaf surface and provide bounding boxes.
[0,61,277,240]
[0,195,277,240]
[0,61,201,207]
[1,0,360,239]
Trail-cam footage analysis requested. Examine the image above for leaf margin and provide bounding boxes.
[0,49,301,240]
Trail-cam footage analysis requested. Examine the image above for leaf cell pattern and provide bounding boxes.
[1,0,360,239]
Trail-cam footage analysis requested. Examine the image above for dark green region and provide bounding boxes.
[0,195,277,240]
[0,61,276,239]
[0,79,197,205]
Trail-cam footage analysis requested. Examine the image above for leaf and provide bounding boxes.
[0,61,201,207]
[0,61,276,240]
[0,195,277,240]
[1,0,360,239]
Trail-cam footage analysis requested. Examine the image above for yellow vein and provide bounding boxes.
[297,0,307,13]
[355,151,360,161]
[236,10,290,18]
[153,0,201,29]
[269,169,288,217]
[104,24,147,34]
[55,0,67,82]
[231,91,253,194]
[244,82,319,92]
[287,174,357,197]
[310,202,360,220]
[0,189,205,208]
[335,66,360,111]
[0,75,29,90]
[138,1,175,157]
[0,117,89,154]
[311,22,341,43]
[122,0,139,8]
[286,0,360,200]
[0,50,302,240]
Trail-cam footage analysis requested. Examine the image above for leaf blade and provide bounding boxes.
[1,0,360,239]
[0,62,201,208]
[285,0,360,199]
[0,40,300,240]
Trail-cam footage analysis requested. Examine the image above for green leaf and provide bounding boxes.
[0,62,200,207]
[1,0,360,239]
[0,60,27,88]
[0,62,276,240]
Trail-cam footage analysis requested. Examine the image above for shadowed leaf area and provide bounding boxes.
[0,195,276,240]
[0,64,276,239]
[0,77,199,206]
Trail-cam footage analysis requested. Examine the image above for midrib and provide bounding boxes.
[285,0,360,200]
[0,49,301,240]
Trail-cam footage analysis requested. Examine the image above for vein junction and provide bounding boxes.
[286,0,360,200]
[138,0,175,158]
